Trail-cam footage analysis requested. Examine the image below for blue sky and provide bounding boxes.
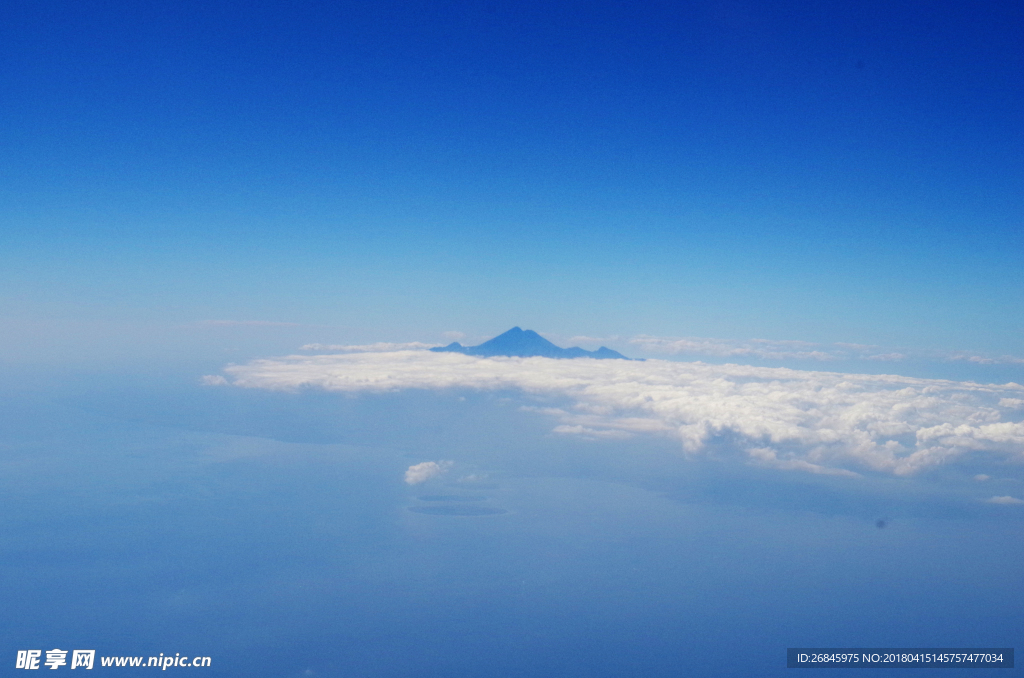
[2,0,1021,369]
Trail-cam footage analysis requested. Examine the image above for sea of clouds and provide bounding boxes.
[211,351,1024,478]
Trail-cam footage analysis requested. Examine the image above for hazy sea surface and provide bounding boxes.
[1,369,1021,676]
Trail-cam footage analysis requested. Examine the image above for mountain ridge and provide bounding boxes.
[430,327,632,360]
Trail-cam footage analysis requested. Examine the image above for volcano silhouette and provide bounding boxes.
[430,327,630,359]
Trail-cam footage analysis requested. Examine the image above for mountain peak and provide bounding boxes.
[430,328,631,360]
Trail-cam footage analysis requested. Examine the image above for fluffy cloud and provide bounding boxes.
[405,461,453,485]
[221,351,1024,477]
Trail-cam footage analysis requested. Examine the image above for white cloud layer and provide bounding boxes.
[222,351,1024,477]
[405,461,453,485]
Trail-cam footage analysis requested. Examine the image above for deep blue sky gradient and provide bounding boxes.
[1,0,1021,361]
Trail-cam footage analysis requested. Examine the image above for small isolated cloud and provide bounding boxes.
[630,334,1024,367]
[566,335,619,346]
[201,320,300,327]
[974,474,991,481]
[200,375,228,386]
[986,495,1024,505]
[301,342,437,352]
[552,424,632,439]
[865,353,907,362]
[404,461,453,485]
[442,331,466,340]
[629,335,843,361]
[946,353,1024,366]
[220,351,1024,478]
